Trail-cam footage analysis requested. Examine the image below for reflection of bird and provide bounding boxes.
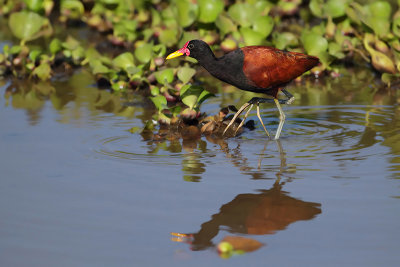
[171,181,321,251]
[166,40,319,139]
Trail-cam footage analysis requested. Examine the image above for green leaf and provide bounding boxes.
[150,95,167,112]
[215,14,237,37]
[9,11,46,41]
[175,0,198,27]
[273,32,298,50]
[155,68,174,84]
[49,38,62,55]
[228,3,255,27]
[240,27,265,46]
[9,45,22,55]
[180,84,213,109]
[301,32,328,56]
[112,52,135,71]
[252,16,274,38]
[150,86,160,96]
[134,44,153,64]
[159,29,178,47]
[29,50,42,62]
[61,0,84,19]
[324,0,347,18]
[91,60,111,74]
[198,0,224,24]
[32,62,51,80]
[367,1,391,19]
[24,0,44,12]
[309,0,323,18]
[328,42,345,59]
[393,17,400,38]
[177,67,196,84]
[62,36,80,50]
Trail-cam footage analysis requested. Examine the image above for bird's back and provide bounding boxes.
[241,46,319,91]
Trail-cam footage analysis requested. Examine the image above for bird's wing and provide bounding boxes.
[241,46,319,89]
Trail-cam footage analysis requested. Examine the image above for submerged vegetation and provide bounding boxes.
[0,0,400,123]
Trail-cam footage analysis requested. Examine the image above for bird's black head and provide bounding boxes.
[166,40,214,61]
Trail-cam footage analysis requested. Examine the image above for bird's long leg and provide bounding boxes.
[274,98,286,140]
[223,90,294,138]
[256,103,270,137]
[223,102,252,135]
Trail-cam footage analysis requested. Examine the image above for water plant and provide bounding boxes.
[0,0,399,122]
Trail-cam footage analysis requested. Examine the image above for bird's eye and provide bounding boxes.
[188,44,194,49]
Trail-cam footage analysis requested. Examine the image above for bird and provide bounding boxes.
[166,40,319,139]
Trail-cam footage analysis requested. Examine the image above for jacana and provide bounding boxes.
[166,40,319,139]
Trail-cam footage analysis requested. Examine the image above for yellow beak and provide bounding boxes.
[166,51,184,60]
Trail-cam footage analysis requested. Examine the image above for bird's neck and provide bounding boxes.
[196,50,222,75]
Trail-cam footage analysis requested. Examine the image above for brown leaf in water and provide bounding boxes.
[220,236,264,253]
[201,120,216,134]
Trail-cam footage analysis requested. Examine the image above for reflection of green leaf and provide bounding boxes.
[198,0,224,23]
[9,11,45,41]
[177,67,196,84]
[155,68,174,84]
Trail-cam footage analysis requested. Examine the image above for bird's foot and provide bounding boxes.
[286,96,295,105]
[223,97,272,138]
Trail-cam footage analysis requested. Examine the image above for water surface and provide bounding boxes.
[1,71,400,266]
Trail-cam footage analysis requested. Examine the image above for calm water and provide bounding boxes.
[1,70,400,266]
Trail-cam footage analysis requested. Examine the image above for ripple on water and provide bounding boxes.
[92,105,396,177]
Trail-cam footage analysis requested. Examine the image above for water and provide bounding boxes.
[0,71,400,266]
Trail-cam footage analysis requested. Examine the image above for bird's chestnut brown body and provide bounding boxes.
[240,46,319,97]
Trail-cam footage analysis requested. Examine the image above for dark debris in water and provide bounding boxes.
[140,106,255,143]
